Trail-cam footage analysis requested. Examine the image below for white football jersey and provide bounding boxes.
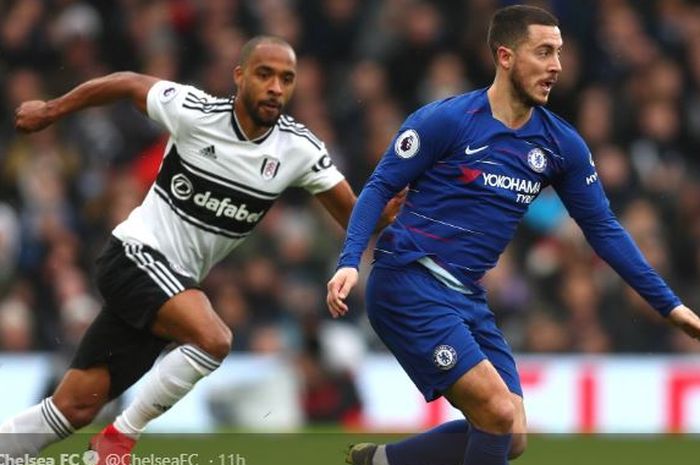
[112,80,344,282]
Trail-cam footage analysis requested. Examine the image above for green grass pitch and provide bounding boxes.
[42,431,700,465]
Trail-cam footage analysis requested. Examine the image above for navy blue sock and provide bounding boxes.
[462,428,511,465]
[386,420,471,465]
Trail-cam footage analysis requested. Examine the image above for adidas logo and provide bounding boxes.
[199,145,217,159]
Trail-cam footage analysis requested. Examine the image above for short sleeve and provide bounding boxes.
[293,149,345,194]
[146,81,191,137]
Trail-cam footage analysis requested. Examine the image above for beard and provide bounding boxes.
[241,91,281,127]
[510,63,545,108]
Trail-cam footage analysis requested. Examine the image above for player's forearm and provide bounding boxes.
[47,72,155,120]
[375,214,393,233]
[316,180,355,230]
[376,192,404,232]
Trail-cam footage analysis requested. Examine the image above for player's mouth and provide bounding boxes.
[260,100,282,112]
[538,78,556,93]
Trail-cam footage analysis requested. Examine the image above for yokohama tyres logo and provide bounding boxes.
[481,173,541,194]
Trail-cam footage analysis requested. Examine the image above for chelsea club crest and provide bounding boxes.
[527,148,547,173]
[433,344,458,371]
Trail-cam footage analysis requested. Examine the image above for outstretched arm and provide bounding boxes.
[579,216,700,339]
[553,131,700,341]
[15,72,159,133]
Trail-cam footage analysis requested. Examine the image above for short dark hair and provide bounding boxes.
[487,5,559,59]
[238,35,293,67]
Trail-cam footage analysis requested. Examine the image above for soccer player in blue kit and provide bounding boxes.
[327,5,700,465]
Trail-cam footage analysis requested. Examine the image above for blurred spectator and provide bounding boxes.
[591,144,638,212]
[560,265,611,353]
[0,281,35,351]
[0,202,21,286]
[383,1,447,111]
[417,51,472,104]
[297,335,362,426]
[576,85,614,150]
[629,98,686,196]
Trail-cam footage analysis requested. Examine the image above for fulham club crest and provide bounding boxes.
[260,157,281,180]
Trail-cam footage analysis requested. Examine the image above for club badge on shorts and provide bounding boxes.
[433,344,458,370]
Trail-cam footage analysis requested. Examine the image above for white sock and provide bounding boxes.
[0,397,75,457]
[373,445,389,465]
[114,344,221,438]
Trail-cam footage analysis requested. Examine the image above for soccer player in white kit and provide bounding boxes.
[4,36,400,462]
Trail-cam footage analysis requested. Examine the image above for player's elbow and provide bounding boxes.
[107,71,157,112]
[109,70,141,81]
[108,71,148,90]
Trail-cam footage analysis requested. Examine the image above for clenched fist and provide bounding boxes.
[15,100,54,133]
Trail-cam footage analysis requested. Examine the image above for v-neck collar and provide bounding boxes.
[481,88,541,137]
[231,98,274,145]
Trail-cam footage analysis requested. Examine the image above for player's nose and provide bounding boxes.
[268,76,283,95]
[549,54,562,73]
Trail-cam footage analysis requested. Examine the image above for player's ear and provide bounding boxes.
[233,65,244,88]
[496,46,514,70]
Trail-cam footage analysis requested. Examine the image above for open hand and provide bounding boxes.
[326,267,359,318]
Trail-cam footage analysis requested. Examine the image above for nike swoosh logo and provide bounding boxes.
[465,145,488,155]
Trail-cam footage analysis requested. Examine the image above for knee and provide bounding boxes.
[51,395,104,429]
[480,396,516,435]
[194,325,232,361]
[509,432,528,460]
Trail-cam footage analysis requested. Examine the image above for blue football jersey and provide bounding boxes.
[338,88,680,315]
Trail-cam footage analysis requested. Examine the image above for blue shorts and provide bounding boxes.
[366,262,522,402]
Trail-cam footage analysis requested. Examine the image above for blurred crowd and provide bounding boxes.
[2,0,700,384]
